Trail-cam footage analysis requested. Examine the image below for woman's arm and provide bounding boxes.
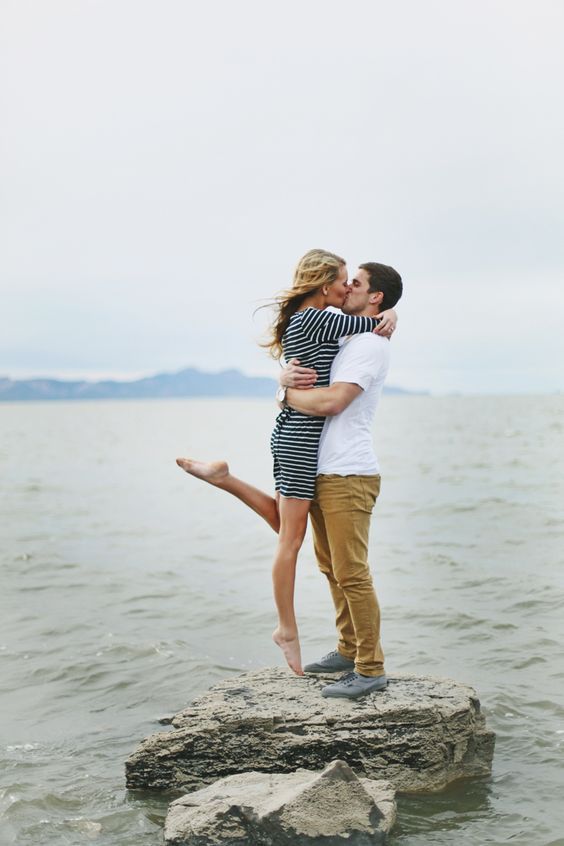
[300,308,378,343]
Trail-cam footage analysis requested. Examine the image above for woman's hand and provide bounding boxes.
[373,308,397,338]
[280,358,317,389]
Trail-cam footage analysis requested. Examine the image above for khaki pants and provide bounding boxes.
[310,474,385,677]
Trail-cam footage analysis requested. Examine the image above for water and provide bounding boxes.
[1,396,563,845]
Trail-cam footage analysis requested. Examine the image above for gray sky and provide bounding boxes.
[1,0,563,393]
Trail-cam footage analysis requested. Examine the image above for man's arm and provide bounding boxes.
[286,382,362,416]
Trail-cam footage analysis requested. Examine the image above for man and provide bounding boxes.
[176,261,402,699]
[278,262,402,698]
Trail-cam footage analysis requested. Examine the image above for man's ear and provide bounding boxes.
[369,290,384,307]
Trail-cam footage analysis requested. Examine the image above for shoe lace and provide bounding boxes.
[338,672,358,685]
[322,650,340,661]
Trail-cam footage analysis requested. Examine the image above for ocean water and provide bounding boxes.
[1,395,563,845]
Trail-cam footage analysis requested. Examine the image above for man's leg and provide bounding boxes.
[176,458,280,532]
[309,497,356,663]
[316,474,384,678]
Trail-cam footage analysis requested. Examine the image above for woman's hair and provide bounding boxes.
[262,249,346,360]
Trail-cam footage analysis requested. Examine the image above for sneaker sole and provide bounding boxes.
[321,680,388,699]
[304,664,354,674]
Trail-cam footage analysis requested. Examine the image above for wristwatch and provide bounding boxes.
[276,385,287,405]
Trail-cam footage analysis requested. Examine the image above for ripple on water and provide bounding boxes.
[2,395,564,845]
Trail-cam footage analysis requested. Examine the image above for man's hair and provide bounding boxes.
[359,262,403,310]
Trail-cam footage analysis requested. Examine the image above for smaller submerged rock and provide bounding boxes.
[164,759,396,846]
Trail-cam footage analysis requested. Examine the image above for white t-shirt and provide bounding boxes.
[317,332,390,476]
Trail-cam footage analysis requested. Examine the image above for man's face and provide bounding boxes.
[342,268,373,315]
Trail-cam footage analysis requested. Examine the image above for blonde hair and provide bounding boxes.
[263,249,346,360]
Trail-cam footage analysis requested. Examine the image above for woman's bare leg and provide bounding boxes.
[177,458,309,675]
[271,495,311,676]
[176,458,280,532]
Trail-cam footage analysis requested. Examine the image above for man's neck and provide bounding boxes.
[353,306,380,318]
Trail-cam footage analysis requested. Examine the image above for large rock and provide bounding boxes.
[126,668,495,794]
[164,759,396,846]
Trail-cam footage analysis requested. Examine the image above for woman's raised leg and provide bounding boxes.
[177,459,309,674]
[271,495,311,676]
[176,457,280,532]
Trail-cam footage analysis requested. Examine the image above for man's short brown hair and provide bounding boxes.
[359,263,403,311]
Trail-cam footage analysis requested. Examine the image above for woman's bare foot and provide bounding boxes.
[176,458,229,485]
[272,628,304,676]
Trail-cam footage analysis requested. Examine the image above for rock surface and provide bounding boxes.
[126,668,495,794]
[164,759,396,846]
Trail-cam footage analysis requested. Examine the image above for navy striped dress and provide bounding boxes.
[271,307,378,499]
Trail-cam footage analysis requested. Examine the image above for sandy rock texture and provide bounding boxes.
[163,759,396,846]
[126,668,495,794]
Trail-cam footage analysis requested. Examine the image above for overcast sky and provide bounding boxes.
[1,0,563,394]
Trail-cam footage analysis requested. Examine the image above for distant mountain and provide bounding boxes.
[0,368,421,401]
[0,368,277,401]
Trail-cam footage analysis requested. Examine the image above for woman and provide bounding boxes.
[265,249,396,675]
[177,249,397,675]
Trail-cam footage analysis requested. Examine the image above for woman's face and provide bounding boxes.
[325,264,350,308]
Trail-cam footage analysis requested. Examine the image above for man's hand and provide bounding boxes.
[374,308,398,338]
[280,358,317,389]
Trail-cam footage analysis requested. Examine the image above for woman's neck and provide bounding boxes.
[296,290,327,312]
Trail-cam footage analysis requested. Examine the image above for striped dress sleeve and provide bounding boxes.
[299,307,378,343]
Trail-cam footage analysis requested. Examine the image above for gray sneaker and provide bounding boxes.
[304,650,355,674]
[322,672,388,699]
